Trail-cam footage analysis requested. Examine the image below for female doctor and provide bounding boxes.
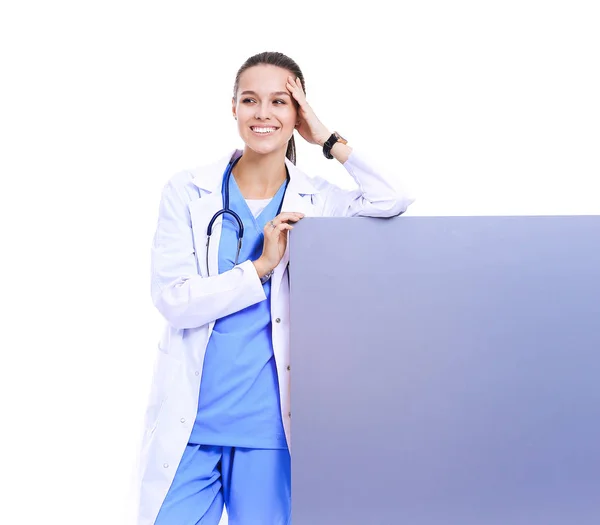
[137,51,414,525]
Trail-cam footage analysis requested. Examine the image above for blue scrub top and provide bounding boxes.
[190,168,289,449]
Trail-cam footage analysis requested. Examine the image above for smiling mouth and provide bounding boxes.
[250,126,279,134]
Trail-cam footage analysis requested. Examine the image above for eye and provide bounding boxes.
[241,98,256,104]
[273,99,287,105]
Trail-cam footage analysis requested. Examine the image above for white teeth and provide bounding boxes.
[252,127,277,134]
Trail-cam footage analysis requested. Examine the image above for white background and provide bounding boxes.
[0,1,598,524]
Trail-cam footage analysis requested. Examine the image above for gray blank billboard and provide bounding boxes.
[289,216,600,525]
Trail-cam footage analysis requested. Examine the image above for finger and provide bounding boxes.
[264,222,293,239]
[289,91,308,112]
[279,217,302,224]
[287,77,305,101]
[287,83,300,103]
[274,212,305,223]
[272,223,294,232]
[267,222,293,233]
[264,218,295,234]
[276,211,305,218]
[295,78,307,100]
[276,223,294,234]
[264,215,303,234]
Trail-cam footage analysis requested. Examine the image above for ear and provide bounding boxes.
[231,97,237,119]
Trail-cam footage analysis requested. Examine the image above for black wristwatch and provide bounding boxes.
[322,132,348,159]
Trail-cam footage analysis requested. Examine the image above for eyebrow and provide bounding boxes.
[240,90,291,98]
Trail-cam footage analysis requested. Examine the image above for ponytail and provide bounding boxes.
[286,135,297,165]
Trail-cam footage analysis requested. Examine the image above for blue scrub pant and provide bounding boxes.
[154,444,291,525]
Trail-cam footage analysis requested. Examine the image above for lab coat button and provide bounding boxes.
[275,318,281,323]
[288,412,291,418]
[195,371,199,376]
[163,463,169,468]
[180,418,185,423]
[287,365,290,371]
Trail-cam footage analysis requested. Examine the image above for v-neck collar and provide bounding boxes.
[228,171,289,235]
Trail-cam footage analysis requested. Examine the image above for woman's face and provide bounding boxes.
[232,64,298,157]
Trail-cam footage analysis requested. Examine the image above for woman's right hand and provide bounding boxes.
[253,212,304,277]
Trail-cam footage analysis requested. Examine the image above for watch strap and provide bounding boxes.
[323,132,346,159]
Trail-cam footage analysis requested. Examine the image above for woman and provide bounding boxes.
[137,51,414,525]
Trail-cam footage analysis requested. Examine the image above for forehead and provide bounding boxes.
[237,64,291,93]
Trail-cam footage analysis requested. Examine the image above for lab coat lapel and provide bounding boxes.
[270,159,319,302]
[189,193,222,277]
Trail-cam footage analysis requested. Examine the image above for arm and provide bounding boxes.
[151,177,267,330]
[323,142,415,217]
[285,76,415,218]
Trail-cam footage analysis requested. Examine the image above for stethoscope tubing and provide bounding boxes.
[205,155,289,276]
[206,156,244,274]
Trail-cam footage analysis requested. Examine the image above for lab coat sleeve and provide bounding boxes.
[322,148,415,217]
[150,178,267,330]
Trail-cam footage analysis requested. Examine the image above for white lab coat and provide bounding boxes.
[134,147,414,525]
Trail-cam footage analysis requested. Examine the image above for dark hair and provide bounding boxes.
[233,51,306,165]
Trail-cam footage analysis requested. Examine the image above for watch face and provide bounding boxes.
[334,132,347,144]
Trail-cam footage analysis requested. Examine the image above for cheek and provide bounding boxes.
[236,104,251,120]
[281,107,298,127]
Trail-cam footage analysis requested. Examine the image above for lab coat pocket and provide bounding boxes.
[144,346,179,435]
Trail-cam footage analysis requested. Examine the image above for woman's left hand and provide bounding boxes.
[286,76,330,146]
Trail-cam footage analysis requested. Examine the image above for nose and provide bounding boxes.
[255,101,271,121]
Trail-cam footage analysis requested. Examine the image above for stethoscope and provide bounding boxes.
[206,155,289,275]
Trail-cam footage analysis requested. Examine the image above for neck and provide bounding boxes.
[232,147,288,199]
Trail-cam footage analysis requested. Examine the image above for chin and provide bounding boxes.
[244,137,289,156]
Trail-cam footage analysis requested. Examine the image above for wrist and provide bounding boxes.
[316,130,331,147]
[331,141,352,164]
[253,258,271,278]
[322,131,350,162]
